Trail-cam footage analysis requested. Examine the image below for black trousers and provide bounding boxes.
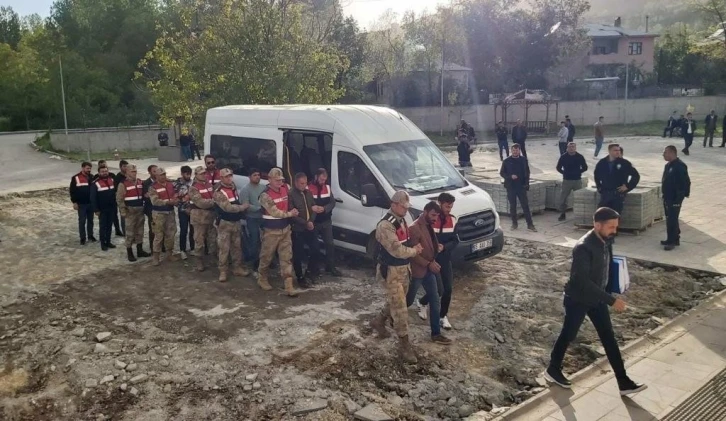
[598,190,625,214]
[703,130,715,147]
[419,256,453,318]
[113,210,123,235]
[507,186,534,226]
[292,230,320,279]
[663,127,674,138]
[664,201,682,244]
[683,134,694,152]
[99,208,116,246]
[190,143,202,160]
[77,204,94,241]
[313,220,336,271]
[558,142,567,155]
[518,141,527,157]
[178,208,195,252]
[549,295,627,380]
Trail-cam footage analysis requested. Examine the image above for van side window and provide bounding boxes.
[338,151,381,199]
[210,135,276,178]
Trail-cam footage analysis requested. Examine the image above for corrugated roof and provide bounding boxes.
[585,23,657,38]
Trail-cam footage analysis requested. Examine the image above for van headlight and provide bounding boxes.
[408,208,422,220]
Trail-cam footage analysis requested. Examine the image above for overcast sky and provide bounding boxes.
[3,0,449,30]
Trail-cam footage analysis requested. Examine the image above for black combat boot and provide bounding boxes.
[127,247,137,262]
[136,244,151,258]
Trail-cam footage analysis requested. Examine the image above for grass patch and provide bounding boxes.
[33,131,158,162]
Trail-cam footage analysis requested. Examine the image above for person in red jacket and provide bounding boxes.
[70,161,96,245]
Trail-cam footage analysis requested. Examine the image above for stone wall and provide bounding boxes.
[398,96,726,134]
[50,126,173,153]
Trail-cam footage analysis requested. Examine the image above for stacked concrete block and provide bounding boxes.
[469,179,546,216]
[573,187,600,226]
[620,187,653,230]
[544,178,589,211]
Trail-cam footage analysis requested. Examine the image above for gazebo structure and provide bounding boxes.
[492,89,560,135]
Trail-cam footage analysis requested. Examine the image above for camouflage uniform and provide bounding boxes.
[213,178,250,281]
[188,170,218,271]
[115,169,150,261]
[148,174,178,264]
[374,216,418,338]
[258,191,296,296]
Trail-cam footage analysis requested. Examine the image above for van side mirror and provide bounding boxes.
[361,183,388,208]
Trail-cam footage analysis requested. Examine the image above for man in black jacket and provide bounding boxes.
[288,172,319,288]
[663,111,677,138]
[457,136,473,168]
[556,142,588,221]
[703,109,718,148]
[721,115,726,147]
[546,207,647,396]
[511,119,528,157]
[95,160,124,237]
[495,121,509,161]
[681,112,696,155]
[661,146,691,250]
[566,118,576,144]
[91,166,118,251]
[594,144,640,214]
[70,161,96,245]
[500,144,536,231]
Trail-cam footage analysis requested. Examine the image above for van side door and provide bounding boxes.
[331,145,388,255]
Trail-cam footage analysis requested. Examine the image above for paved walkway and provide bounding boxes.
[484,290,726,421]
[449,135,726,275]
[0,132,201,195]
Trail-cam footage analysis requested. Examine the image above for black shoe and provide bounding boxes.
[115,231,125,237]
[510,224,518,230]
[107,243,117,249]
[101,244,109,251]
[618,377,647,396]
[431,334,453,345]
[719,145,725,148]
[297,278,312,289]
[660,240,680,246]
[81,239,87,246]
[127,247,137,262]
[89,236,98,243]
[327,267,343,277]
[558,214,566,222]
[527,225,538,232]
[544,367,572,389]
[136,245,151,258]
[664,244,676,251]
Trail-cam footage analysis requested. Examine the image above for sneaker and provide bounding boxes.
[527,225,538,232]
[544,367,572,389]
[440,316,452,330]
[416,302,428,320]
[431,334,453,345]
[558,213,566,222]
[180,251,188,260]
[618,377,647,396]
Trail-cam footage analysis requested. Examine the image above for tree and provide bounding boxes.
[0,6,21,49]
[138,0,346,129]
[363,10,409,104]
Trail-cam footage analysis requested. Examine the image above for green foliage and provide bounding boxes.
[138,0,347,129]
[0,6,21,49]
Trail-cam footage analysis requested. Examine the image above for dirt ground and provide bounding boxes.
[1,189,724,421]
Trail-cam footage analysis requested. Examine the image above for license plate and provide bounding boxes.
[472,239,493,252]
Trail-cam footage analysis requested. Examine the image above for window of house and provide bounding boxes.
[210,135,276,178]
[628,42,642,55]
[337,151,383,200]
[594,46,607,55]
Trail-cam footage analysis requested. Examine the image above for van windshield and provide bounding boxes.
[363,139,467,196]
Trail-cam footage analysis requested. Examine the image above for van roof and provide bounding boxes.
[205,104,427,147]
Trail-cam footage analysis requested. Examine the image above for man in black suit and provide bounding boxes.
[681,112,696,155]
[593,144,640,214]
[703,110,718,148]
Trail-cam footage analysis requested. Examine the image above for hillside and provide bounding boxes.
[585,0,713,33]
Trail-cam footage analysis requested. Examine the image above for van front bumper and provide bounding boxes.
[450,228,505,263]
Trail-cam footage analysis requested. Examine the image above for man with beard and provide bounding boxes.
[545,207,647,396]
[90,166,118,251]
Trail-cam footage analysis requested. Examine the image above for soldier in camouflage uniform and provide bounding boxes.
[148,167,179,265]
[188,166,217,272]
[116,164,151,262]
[213,168,251,282]
[369,191,423,363]
[258,168,299,297]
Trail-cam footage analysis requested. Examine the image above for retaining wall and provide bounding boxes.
[50,127,173,153]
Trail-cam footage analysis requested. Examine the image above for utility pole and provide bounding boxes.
[440,31,445,136]
[59,55,69,136]
[624,62,629,125]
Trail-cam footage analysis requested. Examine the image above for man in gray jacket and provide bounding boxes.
[545,207,647,396]
[288,172,320,288]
